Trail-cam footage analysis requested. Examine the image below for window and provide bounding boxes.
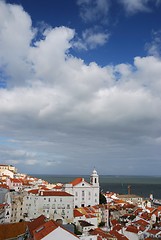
[48,198,50,202]
[82,191,84,197]
[60,198,62,202]
[76,192,78,196]
[62,209,65,215]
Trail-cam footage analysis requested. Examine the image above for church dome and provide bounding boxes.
[92,168,98,175]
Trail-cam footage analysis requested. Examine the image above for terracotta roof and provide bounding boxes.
[133,219,149,227]
[0,222,27,240]
[89,228,114,239]
[28,189,39,194]
[39,191,73,197]
[10,178,22,183]
[53,185,62,190]
[147,229,161,235]
[125,225,138,234]
[33,220,79,240]
[0,203,6,209]
[27,215,46,237]
[74,209,83,217]
[113,224,123,231]
[33,220,59,240]
[111,219,119,226]
[70,178,84,186]
[0,184,9,189]
[110,230,129,240]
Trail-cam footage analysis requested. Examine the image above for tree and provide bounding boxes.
[99,192,107,204]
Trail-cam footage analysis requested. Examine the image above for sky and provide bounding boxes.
[0,0,161,176]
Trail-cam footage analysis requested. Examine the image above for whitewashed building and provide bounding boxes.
[0,169,14,178]
[63,169,100,208]
[0,164,17,174]
[6,178,23,192]
[23,190,74,223]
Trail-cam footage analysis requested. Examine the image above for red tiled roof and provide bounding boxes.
[28,189,39,194]
[126,225,138,234]
[70,178,83,186]
[133,219,149,227]
[89,228,114,239]
[33,219,79,239]
[147,229,161,235]
[111,219,119,226]
[33,220,59,240]
[113,224,122,231]
[53,185,62,189]
[74,209,84,217]
[27,215,46,237]
[0,222,27,240]
[0,184,9,189]
[39,191,73,197]
[110,230,128,240]
[0,203,6,209]
[10,178,22,183]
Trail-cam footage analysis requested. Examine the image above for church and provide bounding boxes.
[63,169,100,208]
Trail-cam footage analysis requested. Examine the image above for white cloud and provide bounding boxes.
[74,28,109,50]
[77,0,110,23]
[82,28,109,49]
[145,30,161,57]
[0,1,161,174]
[0,0,34,86]
[119,0,161,14]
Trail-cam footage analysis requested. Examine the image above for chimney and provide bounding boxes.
[128,185,131,195]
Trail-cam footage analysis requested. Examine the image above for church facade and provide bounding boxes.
[63,169,100,208]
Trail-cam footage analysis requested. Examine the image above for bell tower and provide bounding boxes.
[90,168,99,187]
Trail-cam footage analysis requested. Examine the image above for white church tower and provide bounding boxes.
[90,168,99,187]
[90,168,100,205]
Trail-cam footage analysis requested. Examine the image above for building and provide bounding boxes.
[33,219,79,240]
[0,164,17,174]
[63,169,100,208]
[117,194,143,206]
[6,178,23,191]
[23,190,74,222]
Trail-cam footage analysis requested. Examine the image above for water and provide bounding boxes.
[31,174,161,199]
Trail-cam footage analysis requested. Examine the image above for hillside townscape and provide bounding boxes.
[0,164,161,240]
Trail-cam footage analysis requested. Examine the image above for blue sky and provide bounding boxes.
[0,0,161,175]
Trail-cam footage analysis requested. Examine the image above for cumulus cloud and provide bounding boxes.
[0,0,34,86]
[119,0,161,14]
[0,1,161,174]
